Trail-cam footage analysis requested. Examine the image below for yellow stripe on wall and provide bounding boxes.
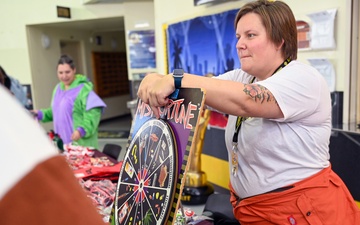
[162,23,169,74]
[201,154,230,190]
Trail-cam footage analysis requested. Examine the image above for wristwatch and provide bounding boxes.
[172,69,184,89]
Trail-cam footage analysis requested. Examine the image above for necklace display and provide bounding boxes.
[231,58,291,177]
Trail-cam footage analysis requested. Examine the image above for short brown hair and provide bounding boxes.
[0,69,4,85]
[234,0,297,60]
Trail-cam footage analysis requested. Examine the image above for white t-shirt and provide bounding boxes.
[217,61,332,198]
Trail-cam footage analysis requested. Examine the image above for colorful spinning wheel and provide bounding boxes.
[113,119,178,225]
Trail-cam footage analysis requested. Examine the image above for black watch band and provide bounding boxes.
[172,69,184,89]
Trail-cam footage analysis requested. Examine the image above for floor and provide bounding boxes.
[98,114,206,215]
[98,114,133,161]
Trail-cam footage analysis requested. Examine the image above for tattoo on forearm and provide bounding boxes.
[243,84,276,104]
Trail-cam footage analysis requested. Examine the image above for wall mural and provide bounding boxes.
[166,8,240,76]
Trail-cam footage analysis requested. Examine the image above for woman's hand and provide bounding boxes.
[137,73,175,118]
[30,110,38,118]
[71,130,81,141]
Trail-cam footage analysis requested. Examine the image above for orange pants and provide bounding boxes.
[230,166,360,225]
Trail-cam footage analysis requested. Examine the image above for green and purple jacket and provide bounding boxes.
[38,74,106,149]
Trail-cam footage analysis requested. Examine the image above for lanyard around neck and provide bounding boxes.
[232,58,291,144]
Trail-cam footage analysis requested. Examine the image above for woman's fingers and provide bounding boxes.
[137,73,175,118]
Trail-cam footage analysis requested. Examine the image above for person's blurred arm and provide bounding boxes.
[0,85,106,225]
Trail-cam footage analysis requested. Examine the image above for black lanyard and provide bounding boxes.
[232,58,291,144]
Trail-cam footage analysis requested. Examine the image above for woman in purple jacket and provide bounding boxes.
[33,55,106,149]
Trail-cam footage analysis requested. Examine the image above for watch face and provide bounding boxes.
[114,119,178,225]
[173,69,184,77]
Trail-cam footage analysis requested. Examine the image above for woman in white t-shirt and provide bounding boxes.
[137,0,360,224]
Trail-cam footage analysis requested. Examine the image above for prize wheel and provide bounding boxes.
[114,119,178,225]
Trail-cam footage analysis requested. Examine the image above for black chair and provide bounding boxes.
[202,193,240,225]
[102,143,122,161]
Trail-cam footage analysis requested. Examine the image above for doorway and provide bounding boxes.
[60,41,84,75]
[350,0,359,126]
